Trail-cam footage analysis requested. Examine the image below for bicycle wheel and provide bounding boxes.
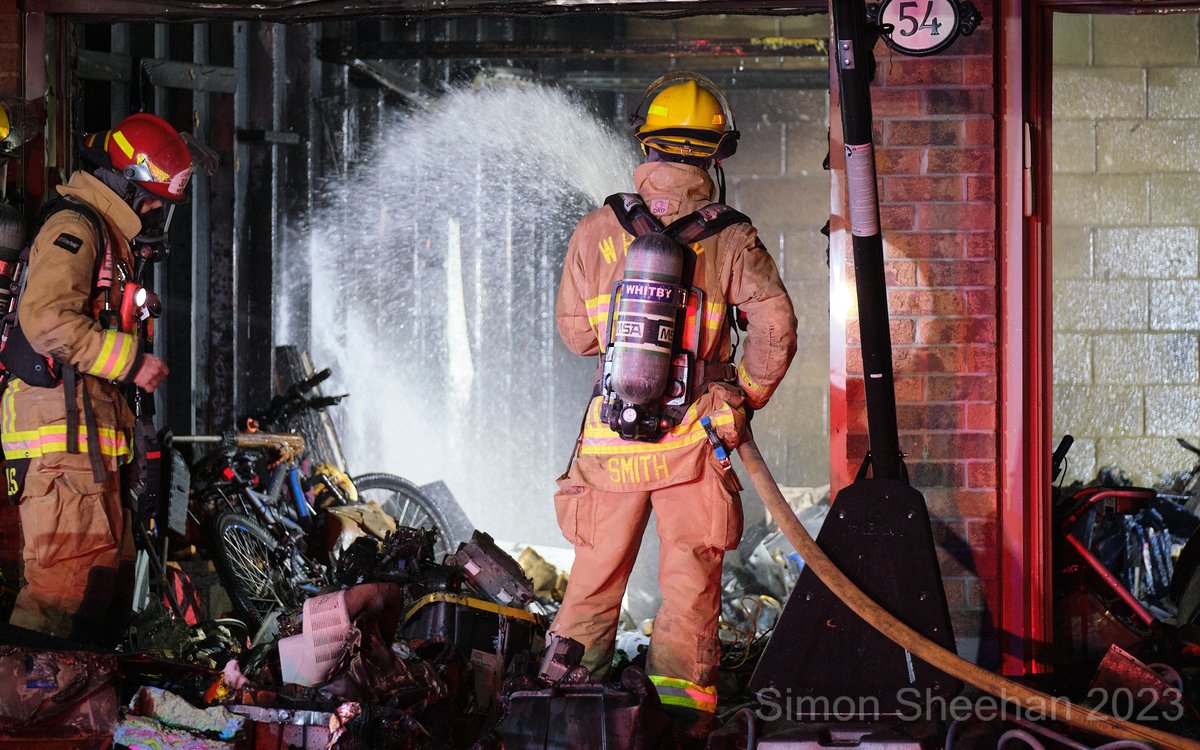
[209,512,287,630]
[352,473,457,559]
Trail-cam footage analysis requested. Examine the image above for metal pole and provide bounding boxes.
[831,0,904,481]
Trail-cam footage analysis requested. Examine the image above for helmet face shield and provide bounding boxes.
[181,132,218,177]
[105,114,195,203]
[122,153,190,195]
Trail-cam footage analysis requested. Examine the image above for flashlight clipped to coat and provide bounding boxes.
[118,282,161,333]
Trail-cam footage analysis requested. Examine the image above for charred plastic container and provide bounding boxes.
[401,592,541,658]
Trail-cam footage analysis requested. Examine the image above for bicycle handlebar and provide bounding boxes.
[1051,434,1074,482]
[293,368,332,395]
[308,394,347,411]
[173,432,306,459]
[244,368,345,431]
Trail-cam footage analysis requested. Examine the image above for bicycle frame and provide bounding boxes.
[1060,486,1158,628]
[176,432,319,543]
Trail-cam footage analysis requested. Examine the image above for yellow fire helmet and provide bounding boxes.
[633,72,739,161]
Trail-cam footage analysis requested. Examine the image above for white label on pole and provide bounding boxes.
[845,143,881,237]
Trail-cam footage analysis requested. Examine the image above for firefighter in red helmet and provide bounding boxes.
[552,73,798,740]
[4,112,195,641]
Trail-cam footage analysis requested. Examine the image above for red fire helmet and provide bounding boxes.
[88,113,192,203]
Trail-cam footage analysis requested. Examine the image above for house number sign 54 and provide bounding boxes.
[870,0,982,56]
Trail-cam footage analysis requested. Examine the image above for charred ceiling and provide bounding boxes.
[25,0,826,22]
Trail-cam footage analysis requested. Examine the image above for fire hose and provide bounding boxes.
[736,439,1200,750]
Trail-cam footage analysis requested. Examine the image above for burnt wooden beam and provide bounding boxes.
[142,58,238,93]
[28,0,822,22]
[76,49,132,83]
[75,52,238,93]
[321,35,827,61]
[560,69,828,91]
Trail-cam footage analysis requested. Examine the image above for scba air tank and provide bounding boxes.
[609,232,684,406]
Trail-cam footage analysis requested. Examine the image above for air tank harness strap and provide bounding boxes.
[62,366,107,484]
[694,360,737,387]
[603,193,751,247]
[662,202,750,245]
[604,193,663,238]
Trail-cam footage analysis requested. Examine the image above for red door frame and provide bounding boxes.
[999,0,1043,676]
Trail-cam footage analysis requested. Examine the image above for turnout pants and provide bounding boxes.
[550,458,743,712]
[9,450,130,642]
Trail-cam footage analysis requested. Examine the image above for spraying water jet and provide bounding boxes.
[281,81,639,546]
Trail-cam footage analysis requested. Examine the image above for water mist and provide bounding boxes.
[280,82,640,546]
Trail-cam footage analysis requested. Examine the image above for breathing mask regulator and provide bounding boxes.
[130,189,174,264]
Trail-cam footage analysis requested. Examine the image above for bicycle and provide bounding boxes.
[246,366,456,560]
[175,429,326,631]
[174,366,455,630]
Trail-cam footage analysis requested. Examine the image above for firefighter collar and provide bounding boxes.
[56,170,142,243]
[633,161,716,206]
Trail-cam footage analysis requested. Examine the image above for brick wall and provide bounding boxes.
[839,4,1000,665]
[1052,14,1200,487]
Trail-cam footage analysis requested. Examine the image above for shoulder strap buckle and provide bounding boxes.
[664,203,751,245]
[604,193,665,238]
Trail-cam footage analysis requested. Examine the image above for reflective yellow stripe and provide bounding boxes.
[2,425,131,460]
[702,300,726,331]
[737,361,771,400]
[403,592,543,625]
[1,380,16,435]
[85,330,136,380]
[112,130,135,159]
[585,293,612,331]
[648,675,717,713]
[579,398,736,456]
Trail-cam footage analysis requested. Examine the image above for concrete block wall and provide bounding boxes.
[727,84,832,489]
[841,4,1000,664]
[1052,13,1200,487]
[724,15,832,489]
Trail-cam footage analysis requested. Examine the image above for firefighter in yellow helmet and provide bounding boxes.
[552,73,798,739]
